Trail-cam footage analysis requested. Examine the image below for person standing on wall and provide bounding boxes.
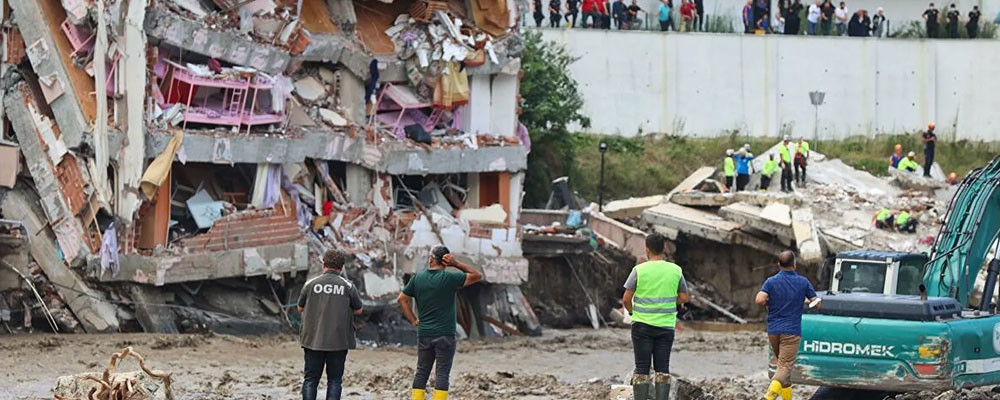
[820,0,835,35]
[623,233,690,400]
[779,136,794,192]
[922,123,936,178]
[735,148,754,192]
[872,7,886,37]
[946,3,960,38]
[659,0,674,31]
[613,0,628,29]
[924,3,940,38]
[694,0,705,30]
[785,0,804,34]
[968,5,981,38]
[627,0,644,29]
[298,250,364,400]
[756,250,821,400]
[533,0,545,27]
[806,0,821,34]
[680,0,698,32]
[549,0,563,27]
[834,1,849,35]
[743,0,754,33]
[399,246,482,400]
[565,0,580,27]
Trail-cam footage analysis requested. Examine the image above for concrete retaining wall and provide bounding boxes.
[539,29,1000,141]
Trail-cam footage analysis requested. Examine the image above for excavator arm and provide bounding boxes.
[923,156,1000,304]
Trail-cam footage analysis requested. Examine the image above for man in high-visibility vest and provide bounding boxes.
[897,152,920,173]
[622,233,690,400]
[895,207,917,233]
[724,149,736,191]
[756,251,820,400]
[778,136,794,192]
[760,154,779,191]
[873,207,894,230]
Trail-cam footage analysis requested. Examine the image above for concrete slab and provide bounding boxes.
[887,167,949,192]
[666,166,717,200]
[719,202,794,244]
[129,285,179,333]
[670,192,734,207]
[2,186,119,333]
[792,208,823,265]
[602,195,666,220]
[105,241,309,286]
[643,203,741,244]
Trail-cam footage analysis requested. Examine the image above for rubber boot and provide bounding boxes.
[780,386,792,400]
[654,373,671,400]
[762,380,782,400]
[411,389,426,400]
[632,374,651,400]
[431,390,448,400]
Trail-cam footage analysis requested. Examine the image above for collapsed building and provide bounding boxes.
[0,0,538,341]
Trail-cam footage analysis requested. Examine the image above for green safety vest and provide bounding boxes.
[631,260,683,328]
[897,158,918,171]
[779,143,792,163]
[724,157,735,177]
[896,211,911,225]
[876,208,891,221]
[762,160,779,177]
[798,141,810,155]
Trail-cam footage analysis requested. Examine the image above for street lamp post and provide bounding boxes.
[809,91,826,152]
[598,141,608,212]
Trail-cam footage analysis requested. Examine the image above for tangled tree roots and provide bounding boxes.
[53,346,174,400]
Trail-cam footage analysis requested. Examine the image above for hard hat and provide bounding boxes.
[783,135,790,141]
[928,122,935,129]
[948,172,957,180]
[894,144,902,151]
[726,149,734,156]
[743,143,751,149]
[908,151,916,157]
[739,148,747,155]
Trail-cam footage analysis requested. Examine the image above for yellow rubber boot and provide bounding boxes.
[432,390,448,400]
[763,380,782,400]
[780,386,792,400]
[412,389,426,400]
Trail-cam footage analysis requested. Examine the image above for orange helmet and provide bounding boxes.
[928,122,935,129]
[948,172,957,181]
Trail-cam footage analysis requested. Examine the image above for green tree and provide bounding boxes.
[519,30,591,208]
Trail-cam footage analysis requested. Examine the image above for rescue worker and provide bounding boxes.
[760,154,779,191]
[298,250,364,400]
[888,144,904,169]
[922,123,937,178]
[756,251,820,400]
[896,208,917,233]
[897,152,920,173]
[735,148,755,192]
[398,246,482,400]
[623,233,690,400]
[778,136,794,192]
[724,149,736,192]
[873,207,894,229]
[794,138,809,186]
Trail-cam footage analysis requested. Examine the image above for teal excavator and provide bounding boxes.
[771,156,1000,399]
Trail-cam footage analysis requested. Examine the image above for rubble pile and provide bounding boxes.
[0,0,531,341]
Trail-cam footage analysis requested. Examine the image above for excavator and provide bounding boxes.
[774,156,1000,399]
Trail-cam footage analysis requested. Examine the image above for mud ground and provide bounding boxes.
[0,327,792,400]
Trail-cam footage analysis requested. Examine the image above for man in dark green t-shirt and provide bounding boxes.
[398,246,482,400]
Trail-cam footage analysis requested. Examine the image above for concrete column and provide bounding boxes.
[116,0,147,222]
[508,172,524,226]
[326,0,357,33]
[466,173,481,208]
[338,69,366,125]
[490,73,518,137]
[463,75,492,135]
[345,163,371,206]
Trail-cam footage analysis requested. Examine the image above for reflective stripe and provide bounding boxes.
[634,297,677,304]
[633,306,678,314]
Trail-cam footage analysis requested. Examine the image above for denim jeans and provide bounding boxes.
[303,348,348,400]
[807,21,817,34]
[413,335,457,391]
[632,322,675,375]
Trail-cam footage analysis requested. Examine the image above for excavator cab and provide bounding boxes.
[829,251,927,296]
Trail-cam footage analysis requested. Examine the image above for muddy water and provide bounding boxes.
[2,328,779,399]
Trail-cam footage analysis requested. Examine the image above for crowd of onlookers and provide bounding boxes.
[531,0,709,31]
[532,0,987,38]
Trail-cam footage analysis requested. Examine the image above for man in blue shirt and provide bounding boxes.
[755,251,820,400]
[734,148,754,192]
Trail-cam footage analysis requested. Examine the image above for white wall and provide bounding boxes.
[540,29,1000,141]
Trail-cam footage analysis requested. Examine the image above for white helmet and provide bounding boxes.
[726,149,734,156]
